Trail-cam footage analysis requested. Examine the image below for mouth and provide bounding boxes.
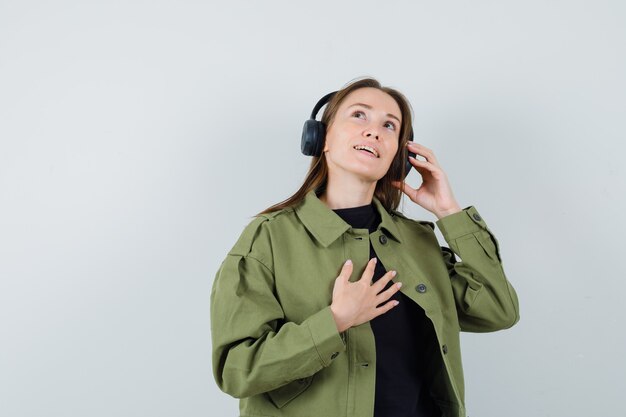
[353,144,380,158]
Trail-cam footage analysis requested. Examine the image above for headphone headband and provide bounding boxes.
[310,91,337,120]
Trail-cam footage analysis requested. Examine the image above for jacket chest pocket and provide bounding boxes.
[266,375,314,409]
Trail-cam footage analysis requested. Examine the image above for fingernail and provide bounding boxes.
[396,282,402,288]
[394,300,400,306]
[391,270,397,277]
[372,257,377,264]
[345,259,352,265]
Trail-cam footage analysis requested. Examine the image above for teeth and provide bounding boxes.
[353,145,379,158]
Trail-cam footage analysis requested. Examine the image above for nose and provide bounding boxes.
[365,130,380,140]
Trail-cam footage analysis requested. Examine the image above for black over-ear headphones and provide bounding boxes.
[301,91,415,180]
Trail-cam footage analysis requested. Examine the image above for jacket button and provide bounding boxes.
[472,213,482,221]
[330,352,339,360]
[442,344,448,354]
[379,234,388,244]
[416,283,427,293]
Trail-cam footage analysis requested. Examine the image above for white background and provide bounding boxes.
[1,1,625,416]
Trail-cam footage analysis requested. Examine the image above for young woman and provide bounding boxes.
[211,77,520,417]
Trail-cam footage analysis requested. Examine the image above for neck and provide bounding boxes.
[319,173,377,209]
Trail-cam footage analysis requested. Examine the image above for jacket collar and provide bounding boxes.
[294,190,403,248]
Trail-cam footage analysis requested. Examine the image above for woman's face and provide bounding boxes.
[323,87,402,183]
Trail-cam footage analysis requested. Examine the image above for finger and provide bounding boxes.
[376,281,402,304]
[338,259,353,283]
[373,299,400,318]
[359,257,378,284]
[410,157,448,183]
[409,157,437,176]
[407,143,440,166]
[372,270,397,292]
[408,156,432,169]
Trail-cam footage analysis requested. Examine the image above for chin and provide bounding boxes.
[353,170,388,183]
[327,159,391,183]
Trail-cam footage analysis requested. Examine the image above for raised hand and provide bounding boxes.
[392,142,462,219]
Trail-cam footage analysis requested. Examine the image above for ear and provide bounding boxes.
[322,124,332,153]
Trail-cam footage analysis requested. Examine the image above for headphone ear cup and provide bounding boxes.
[404,157,414,179]
[301,119,326,156]
[404,129,415,179]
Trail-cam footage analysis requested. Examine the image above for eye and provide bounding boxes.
[352,110,366,119]
[385,122,396,130]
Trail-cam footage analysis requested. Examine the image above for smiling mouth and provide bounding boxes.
[353,145,380,158]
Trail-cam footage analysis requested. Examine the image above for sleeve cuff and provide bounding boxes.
[435,205,488,240]
[306,306,347,367]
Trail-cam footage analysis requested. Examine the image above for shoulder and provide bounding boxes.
[229,207,296,257]
[391,209,436,233]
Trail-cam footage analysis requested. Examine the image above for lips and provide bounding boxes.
[353,144,380,158]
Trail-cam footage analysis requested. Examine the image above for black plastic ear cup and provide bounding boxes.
[404,134,417,180]
[301,119,326,156]
[301,90,416,180]
[301,91,337,156]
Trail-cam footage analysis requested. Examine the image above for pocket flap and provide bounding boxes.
[266,375,314,409]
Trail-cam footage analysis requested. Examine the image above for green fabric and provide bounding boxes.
[211,190,519,417]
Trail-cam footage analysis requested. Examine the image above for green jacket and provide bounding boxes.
[211,190,519,417]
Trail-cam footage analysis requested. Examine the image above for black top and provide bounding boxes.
[333,203,441,417]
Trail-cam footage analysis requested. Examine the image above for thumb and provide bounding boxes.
[393,180,417,198]
[391,180,404,190]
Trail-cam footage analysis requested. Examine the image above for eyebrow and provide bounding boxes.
[347,103,401,124]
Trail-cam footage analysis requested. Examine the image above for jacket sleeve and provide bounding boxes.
[210,218,346,398]
[434,206,520,332]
